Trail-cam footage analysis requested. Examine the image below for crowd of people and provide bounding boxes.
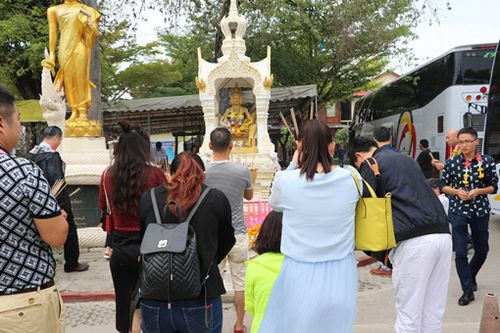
[1,82,499,333]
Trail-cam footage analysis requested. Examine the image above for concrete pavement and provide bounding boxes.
[58,215,500,332]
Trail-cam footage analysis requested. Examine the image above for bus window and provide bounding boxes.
[455,49,495,85]
[418,54,454,105]
[437,115,444,133]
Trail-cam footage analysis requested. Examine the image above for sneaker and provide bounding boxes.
[234,326,247,333]
[370,266,392,277]
[64,262,90,273]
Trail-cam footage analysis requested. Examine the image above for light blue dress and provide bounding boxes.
[258,163,361,333]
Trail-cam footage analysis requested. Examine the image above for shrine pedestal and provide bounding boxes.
[59,137,111,185]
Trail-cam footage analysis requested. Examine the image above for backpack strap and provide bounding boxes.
[185,187,211,224]
[150,188,163,224]
[150,187,211,225]
[365,157,380,176]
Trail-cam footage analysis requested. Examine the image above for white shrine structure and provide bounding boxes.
[197,0,280,191]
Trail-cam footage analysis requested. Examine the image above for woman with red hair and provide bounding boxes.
[139,152,235,333]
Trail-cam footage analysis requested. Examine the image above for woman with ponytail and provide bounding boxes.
[98,122,166,333]
[139,152,235,333]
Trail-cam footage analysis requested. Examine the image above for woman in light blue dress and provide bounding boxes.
[259,119,361,333]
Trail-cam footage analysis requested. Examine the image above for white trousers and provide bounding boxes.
[389,233,452,333]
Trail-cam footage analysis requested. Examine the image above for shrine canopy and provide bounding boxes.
[102,84,317,137]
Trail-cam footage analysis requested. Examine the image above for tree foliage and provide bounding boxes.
[0,0,59,99]
[158,0,449,106]
[0,0,450,103]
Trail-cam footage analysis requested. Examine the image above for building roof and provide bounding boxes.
[102,85,317,114]
[102,85,317,136]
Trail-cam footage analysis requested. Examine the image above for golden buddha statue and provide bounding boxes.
[220,87,257,147]
[42,0,101,137]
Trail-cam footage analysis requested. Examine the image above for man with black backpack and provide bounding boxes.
[29,126,89,273]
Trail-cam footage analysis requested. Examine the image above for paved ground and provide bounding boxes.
[58,215,500,332]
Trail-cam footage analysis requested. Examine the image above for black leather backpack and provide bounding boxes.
[139,187,210,302]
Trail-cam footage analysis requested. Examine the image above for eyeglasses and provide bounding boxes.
[458,140,477,145]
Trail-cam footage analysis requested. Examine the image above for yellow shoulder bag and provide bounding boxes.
[350,166,396,252]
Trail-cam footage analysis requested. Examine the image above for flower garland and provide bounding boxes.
[463,153,485,185]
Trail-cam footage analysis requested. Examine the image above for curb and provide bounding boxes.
[61,291,115,303]
[61,257,377,303]
[61,290,235,304]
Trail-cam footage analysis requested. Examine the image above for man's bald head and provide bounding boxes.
[446,128,459,146]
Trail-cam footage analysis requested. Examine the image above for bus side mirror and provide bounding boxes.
[463,112,473,128]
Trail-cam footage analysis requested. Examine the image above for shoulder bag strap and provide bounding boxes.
[185,187,211,224]
[362,179,377,198]
[103,169,111,215]
[350,171,362,198]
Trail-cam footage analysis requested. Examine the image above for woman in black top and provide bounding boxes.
[139,152,235,333]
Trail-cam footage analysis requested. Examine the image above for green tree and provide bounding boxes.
[116,60,187,98]
[159,0,451,106]
[0,0,59,99]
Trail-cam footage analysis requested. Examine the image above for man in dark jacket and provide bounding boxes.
[349,136,452,333]
[30,126,89,272]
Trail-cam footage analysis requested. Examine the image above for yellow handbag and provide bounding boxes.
[351,173,396,251]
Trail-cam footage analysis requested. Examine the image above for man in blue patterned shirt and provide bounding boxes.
[0,86,68,332]
[441,127,499,306]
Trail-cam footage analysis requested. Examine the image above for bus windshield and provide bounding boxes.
[485,44,500,162]
[455,49,496,85]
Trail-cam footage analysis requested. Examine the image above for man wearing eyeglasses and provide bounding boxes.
[441,127,498,306]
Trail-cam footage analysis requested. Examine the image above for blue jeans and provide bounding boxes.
[141,297,222,333]
[449,212,489,292]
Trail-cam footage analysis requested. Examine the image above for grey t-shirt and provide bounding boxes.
[205,161,252,235]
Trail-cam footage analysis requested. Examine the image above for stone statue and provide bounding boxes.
[42,0,101,137]
[40,49,67,135]
[220,87,257,147]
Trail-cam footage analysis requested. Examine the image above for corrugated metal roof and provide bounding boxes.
[103,84,317,114]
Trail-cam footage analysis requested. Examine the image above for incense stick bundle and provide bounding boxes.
[279,112,296,141]
[68,187,81,198]
[51,179,66,198]
[290,108,299,137]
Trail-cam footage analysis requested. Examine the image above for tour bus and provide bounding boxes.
[352,42,500,214]
[485,42,500,214]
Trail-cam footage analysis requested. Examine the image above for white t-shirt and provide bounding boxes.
[438,194,449,216]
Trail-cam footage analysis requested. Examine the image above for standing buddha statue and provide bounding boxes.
[42,0,101,136]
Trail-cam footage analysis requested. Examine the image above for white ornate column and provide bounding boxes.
[255,95,274,154]
[200,97,218,153]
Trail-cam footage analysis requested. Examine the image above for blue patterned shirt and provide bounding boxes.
[440,153,498,217]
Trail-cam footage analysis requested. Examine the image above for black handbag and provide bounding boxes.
[139,187,210,302]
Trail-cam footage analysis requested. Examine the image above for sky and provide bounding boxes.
[134,0,500,76]
[392,0,500,74]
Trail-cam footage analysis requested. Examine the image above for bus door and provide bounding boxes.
[485,40,500,214]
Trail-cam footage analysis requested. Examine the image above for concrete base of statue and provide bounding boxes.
[202,151,280,199]
[59,137,111,185]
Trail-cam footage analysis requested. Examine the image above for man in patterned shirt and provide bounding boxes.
[0,86,68,332]
[441,127,499,306]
